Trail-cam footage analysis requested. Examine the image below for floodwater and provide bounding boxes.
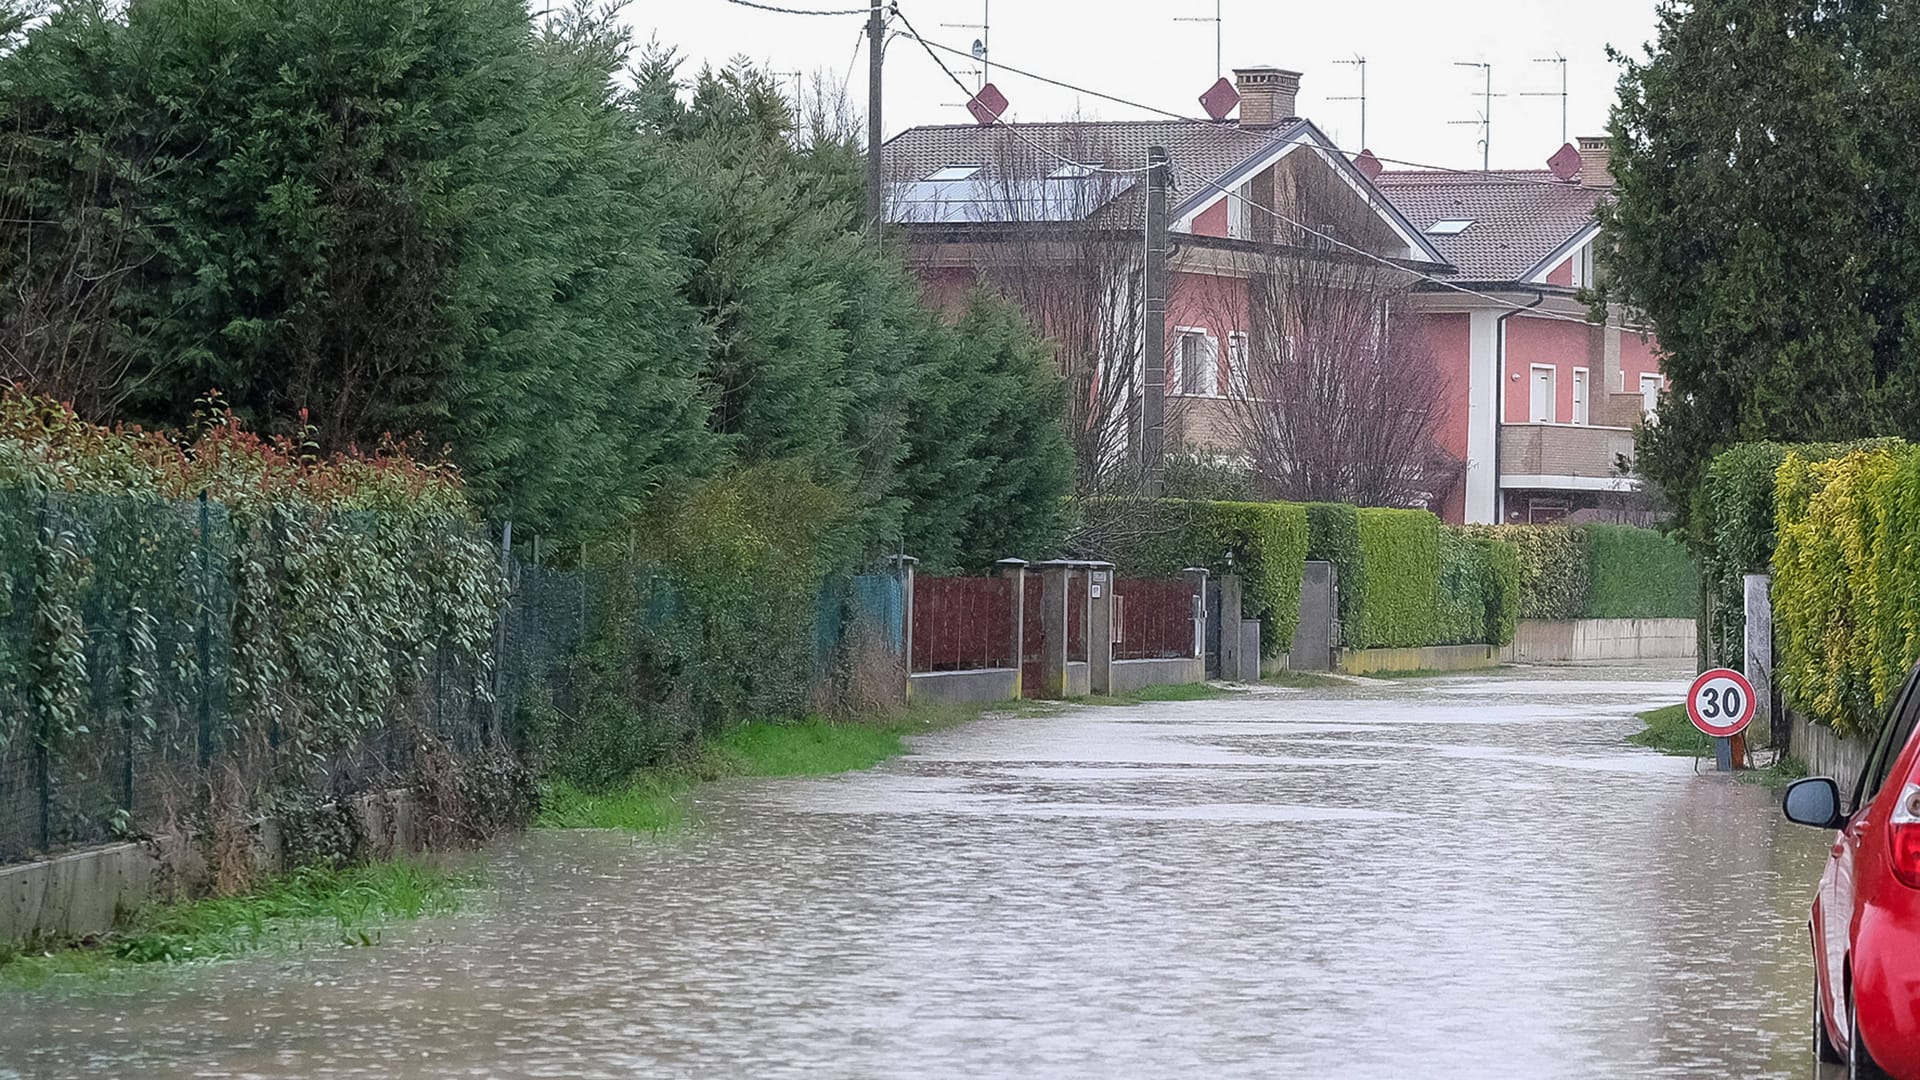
[0,664,1839,1079]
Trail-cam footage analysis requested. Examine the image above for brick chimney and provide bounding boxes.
[1234,67,1302,129]
[1576,135,1613,189]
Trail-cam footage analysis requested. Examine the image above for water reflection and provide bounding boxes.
[0,664,1832,1079]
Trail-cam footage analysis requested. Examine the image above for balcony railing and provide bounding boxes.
[1498,423,1638,484]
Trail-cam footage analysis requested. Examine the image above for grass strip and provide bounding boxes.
[1627,703,1716,757]
[0,859,474,991]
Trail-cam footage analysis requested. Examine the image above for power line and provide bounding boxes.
[724,0,870,15]
[912,36,1587,190]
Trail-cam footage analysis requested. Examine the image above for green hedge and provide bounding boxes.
[1304,503,1364,634]
[1772,444,1920,738]
[1083,498,1308,655]
[1482,539,1522,647]
[1459,524,1589,619]
[1435,531,1523,648]
[1693,439,1902,667]
[1579,523,1699,619]
[1352,508,1442,648]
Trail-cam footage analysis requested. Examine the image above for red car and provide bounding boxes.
[1785,666,1920,1079]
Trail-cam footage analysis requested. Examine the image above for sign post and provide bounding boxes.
[1687,667,1757,773]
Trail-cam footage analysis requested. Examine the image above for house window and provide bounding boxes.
[1426,219,1475,236]
[1529,365,1557,423]
[1228,332,1250,398]
[1572,245,1595,288]
[1227,182,1255,240]
[1640,373,1664,420]
[1175,329,1217,396]
[1572,367,1589,425]
[924,165,982,181]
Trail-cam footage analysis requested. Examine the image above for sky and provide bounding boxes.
[630,0,1667,173]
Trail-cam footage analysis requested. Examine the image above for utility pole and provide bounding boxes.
[1331,55,1367,148]
[866,0,885,231]
[1142,146,1171,496]
[1523,54,1569,145]
[1174,0,1224,79]
[1450,61,1494,170]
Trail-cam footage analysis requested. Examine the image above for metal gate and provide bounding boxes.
[1289,560,1337,671]
[1204,580,1222,678]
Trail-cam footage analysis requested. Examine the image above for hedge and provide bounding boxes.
[1082,498,1309,655]
[1580,523,1699,620]
[1352,508,1442,648]
[1459,524,1589,620]
[1693,438,1902,667]
[1773,444,1920,739]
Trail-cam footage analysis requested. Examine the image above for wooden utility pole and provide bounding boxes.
[1142,146,1171,495]
[866,0,886,231]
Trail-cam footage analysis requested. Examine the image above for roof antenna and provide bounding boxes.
[1521,54,1569,145]
[1330,55,1367,149]
[1173,0,1223,81]
[1449,61,1499,170]
[940,1,989,90]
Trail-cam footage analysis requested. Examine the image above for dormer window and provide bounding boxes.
[1426,219,1475,236]
[1047,163,1096,179]
[924,165,982,181]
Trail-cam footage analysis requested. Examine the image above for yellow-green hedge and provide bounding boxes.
[1773,444,1920,738]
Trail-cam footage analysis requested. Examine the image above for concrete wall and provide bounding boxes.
[1502,618,1696,664]
[2,787,424,946]
[1790,712,1872,785]
[1109,658,1206,695]
[1335,644,1499,675]
[1065,661,1091,698]
[909,668,1020,705]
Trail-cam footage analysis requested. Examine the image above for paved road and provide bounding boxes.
[0,664,1833,1078]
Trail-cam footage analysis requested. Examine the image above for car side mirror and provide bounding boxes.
[1783,777,1846,830]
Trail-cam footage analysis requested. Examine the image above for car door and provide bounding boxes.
[1825,667,1920,1033]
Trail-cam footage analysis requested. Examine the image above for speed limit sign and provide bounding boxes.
[1687,667,1757,739]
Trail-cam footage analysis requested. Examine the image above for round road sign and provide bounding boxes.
[1686,667,1757,739]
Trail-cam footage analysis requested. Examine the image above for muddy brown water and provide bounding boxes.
[0,664,1836,1079]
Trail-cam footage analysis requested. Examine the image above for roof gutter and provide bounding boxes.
[1492,289,1548,522]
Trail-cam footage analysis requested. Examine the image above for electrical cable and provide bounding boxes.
[724,0,870,16]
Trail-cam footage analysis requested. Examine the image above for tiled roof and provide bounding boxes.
[882,118,1310,223]
[1372,169,1604,282]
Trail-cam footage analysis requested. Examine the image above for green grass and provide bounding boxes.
[537,703,1011,833]
[1261,670,1347,689]
[1627,703,1715,757]
[1080,682,1234,706]
[0,859,474,992]
[1739,753,1810,790]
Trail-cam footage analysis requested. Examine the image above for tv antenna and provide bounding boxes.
[940,1,989,89]
[1449,61,1500,170]
[1174,0,1223,79]
[1330,55,1367,148]
[1521,54,1569,144]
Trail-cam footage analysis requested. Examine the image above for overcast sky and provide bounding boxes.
[630,0,1665,172]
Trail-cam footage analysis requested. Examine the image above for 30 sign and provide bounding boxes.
[1686,667,1757,739]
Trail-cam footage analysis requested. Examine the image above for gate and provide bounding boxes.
[1203,580,1222,678]
[1289,560,1337,671]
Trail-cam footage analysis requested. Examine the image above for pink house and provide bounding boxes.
[886,67,1664,524]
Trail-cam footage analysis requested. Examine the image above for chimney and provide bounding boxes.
[1576,135,1613,189]
[1233,67,1302,129]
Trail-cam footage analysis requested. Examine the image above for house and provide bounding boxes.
[1374,141,1666,524]
[885,67,1665,525]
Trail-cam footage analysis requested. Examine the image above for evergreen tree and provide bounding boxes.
[1602,0,1920,515]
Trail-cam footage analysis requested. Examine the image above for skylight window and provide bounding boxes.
[924,165,983,181]
[1426,219,1475,236]
[1048,163,1097,179]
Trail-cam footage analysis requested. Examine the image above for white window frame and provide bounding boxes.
[1571,367,1590,426]
[1227,331,1250,399]
[1640,373,1664,420]
[1226,182,1255,240]
[1571,244,1595,289]
[1528,364,1557,424]
[1173,327,1219,397]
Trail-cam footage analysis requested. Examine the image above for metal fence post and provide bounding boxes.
[489,521,512,744]
[196,491,213,769]
[34,493,51,852]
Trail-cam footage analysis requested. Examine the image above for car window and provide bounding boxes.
[1853,662,1920,812]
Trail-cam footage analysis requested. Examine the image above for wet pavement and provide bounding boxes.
[0,663,1837,1078]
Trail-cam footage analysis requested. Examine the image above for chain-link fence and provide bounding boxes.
[0,489,907,865]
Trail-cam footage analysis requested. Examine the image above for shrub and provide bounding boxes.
[1481,538,1522,647]
[1579,523,1699,619]
[1459,524,1589,619]
[1352,508,1442,649]
[1434,529,1488,646]
[1773,445,1917,738]
[1693,439,1902,666]
[1079,498,1309,655]
[1303,503,1364,636]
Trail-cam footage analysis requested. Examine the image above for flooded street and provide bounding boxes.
[1,664,1835,1079]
